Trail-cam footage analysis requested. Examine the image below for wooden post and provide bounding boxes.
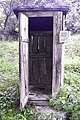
[52,12,63,95]
[61,15,66,86]
[19,13,29,110]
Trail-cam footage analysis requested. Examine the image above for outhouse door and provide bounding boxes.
[19,13,29,110]
[29,32,53,92]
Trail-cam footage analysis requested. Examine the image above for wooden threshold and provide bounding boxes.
[28,85,51,106]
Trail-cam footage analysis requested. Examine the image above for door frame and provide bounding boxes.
[19,12,64,109]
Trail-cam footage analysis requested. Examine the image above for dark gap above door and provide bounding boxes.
[29,17,53,31]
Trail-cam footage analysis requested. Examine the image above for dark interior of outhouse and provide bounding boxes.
[29,17,53,95]
[29,17,53,31]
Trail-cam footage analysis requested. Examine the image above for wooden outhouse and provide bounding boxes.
[13,4,69,110]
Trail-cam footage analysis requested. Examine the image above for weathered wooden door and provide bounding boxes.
[19,13,29,110]
[29,32,53,89]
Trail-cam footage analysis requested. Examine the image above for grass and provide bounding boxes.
[0,41,19,119]
[0,34,80,120]
[64,34,80,65]
[0,41,19,87]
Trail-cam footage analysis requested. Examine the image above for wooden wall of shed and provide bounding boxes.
[52,12,63,94]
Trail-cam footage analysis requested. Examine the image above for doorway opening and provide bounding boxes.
[29,17,53,98]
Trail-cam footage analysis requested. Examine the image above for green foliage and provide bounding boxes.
[65,34,80,59]
[0,107,38,120]
[49,35,80,120]
[49,83,80,119]
[0,41,19,86]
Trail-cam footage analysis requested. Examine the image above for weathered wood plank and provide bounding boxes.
[38,36,45,52]
[29,52,51,58]
[60,15,66,86]
[24,12,54,17]
[29,57,33,84]
[19,13,29,110]
[29,35,33,53]
[33,36,38,52]
[30,31,53,36]
[45,35,52,52]
[61,44,64,86]
[33,58,38,83]
[52,12,63,94]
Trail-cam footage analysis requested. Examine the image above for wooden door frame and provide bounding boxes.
[52,12,64,95]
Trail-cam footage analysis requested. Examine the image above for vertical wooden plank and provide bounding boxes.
[45,36,52,52]
[32,58,38,84]
[29,35,33,53]
[45,34,52,86]
[29,57,33,84]
[33,36,38,52]
[61,44,64,86]
[63,15,66,30]
[37,57,40,84]
[45,58,52,85]
[19,13,29,110]
[61,15,66,86]
[41,57,46,84]
[38,36,45,52]
[52,12,63,95]
[38,57,43,84]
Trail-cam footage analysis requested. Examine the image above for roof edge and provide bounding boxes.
[13,5,69,17]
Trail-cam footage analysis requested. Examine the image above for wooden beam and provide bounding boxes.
[61,44,64,86]
[52,12,63,95]
[24,11,54,17]
[63,15,66,30]
[19,13,29,110]
[60,14,66,86]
